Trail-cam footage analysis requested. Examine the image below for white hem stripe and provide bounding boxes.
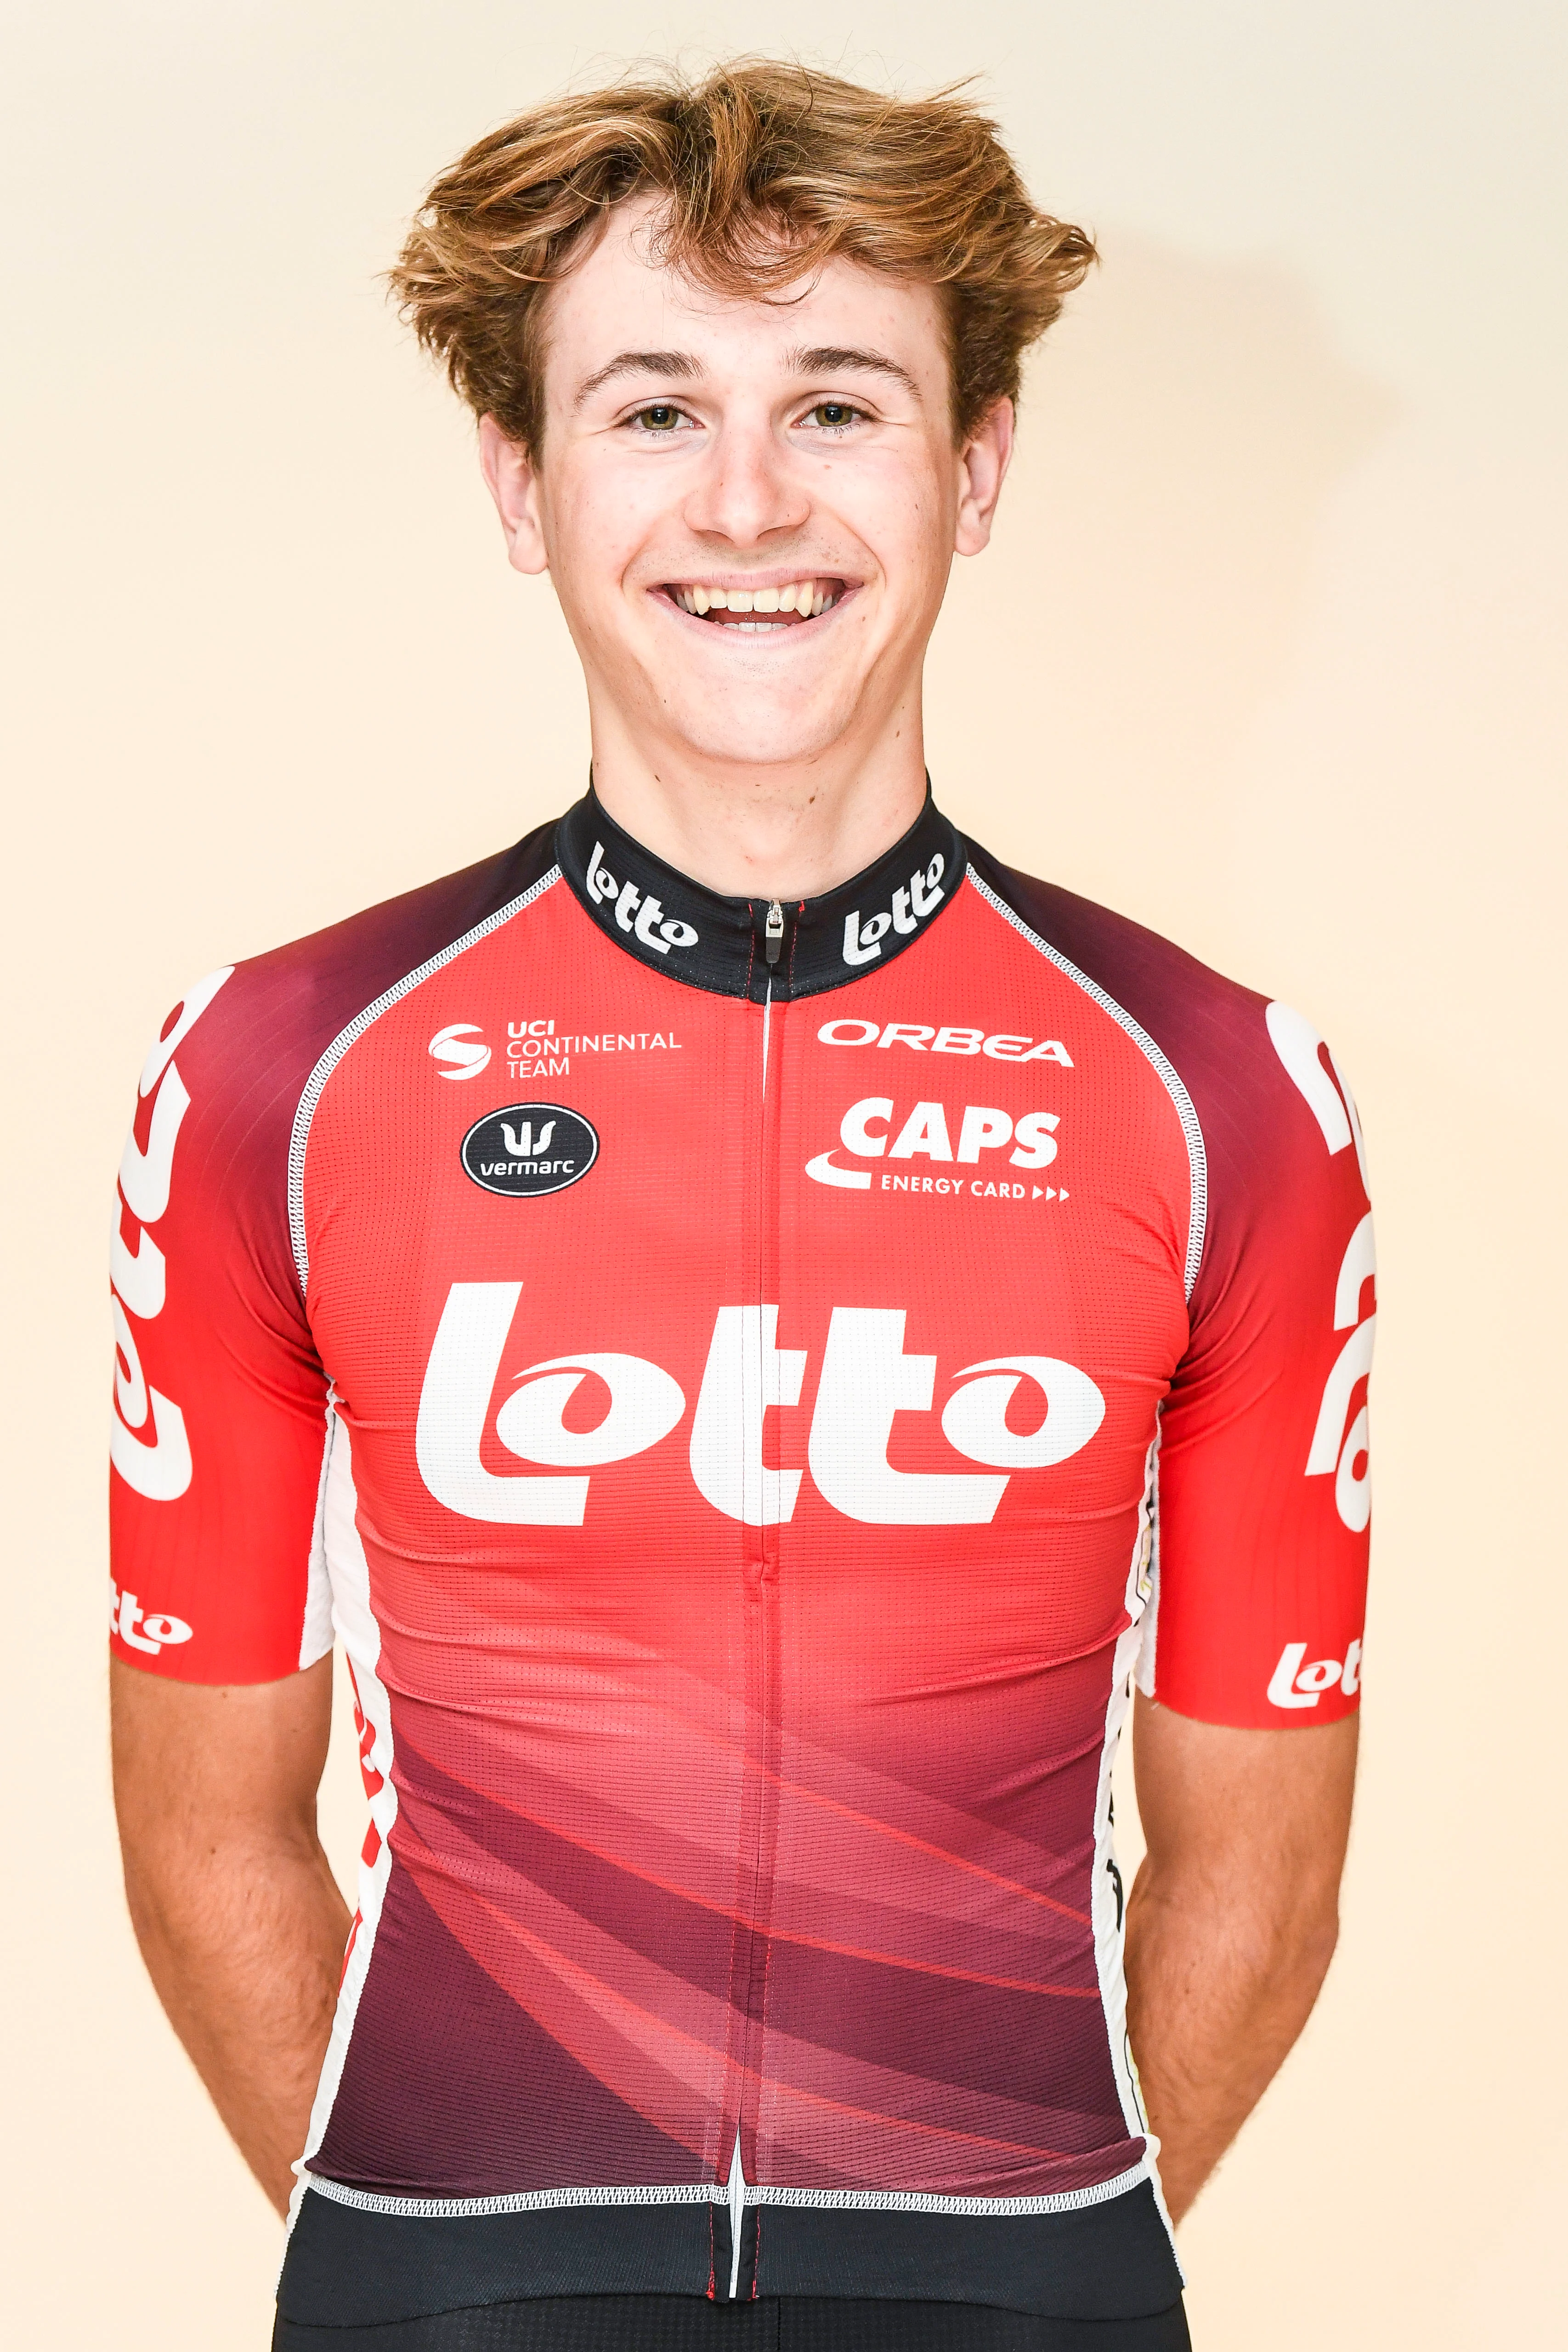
[301,2161,1151,2223]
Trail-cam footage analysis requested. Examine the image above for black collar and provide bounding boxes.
[555,787,964,1003]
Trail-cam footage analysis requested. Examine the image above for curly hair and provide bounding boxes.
[388,59,1096,452]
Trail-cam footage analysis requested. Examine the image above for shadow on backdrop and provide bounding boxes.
[927,233,1400,919]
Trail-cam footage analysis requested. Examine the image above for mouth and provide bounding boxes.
[654,576,852,633]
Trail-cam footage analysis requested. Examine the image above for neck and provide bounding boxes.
[582,689,929,900]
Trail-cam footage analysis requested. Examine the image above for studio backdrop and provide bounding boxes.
[2,5,1562,2347]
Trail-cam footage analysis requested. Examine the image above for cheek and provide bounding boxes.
[545,465,657,600]
[836,454,957,600]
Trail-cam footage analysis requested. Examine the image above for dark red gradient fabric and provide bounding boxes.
[110,794,1369,2312]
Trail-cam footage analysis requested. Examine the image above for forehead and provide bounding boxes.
[539,197,949,399]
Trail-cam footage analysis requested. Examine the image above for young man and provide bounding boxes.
[110,62,1370,2352]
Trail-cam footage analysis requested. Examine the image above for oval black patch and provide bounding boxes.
[460,1103,600,1198]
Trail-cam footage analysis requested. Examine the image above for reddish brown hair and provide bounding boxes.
[389,59,1095,452]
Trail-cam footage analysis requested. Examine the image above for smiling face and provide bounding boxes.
[481,199,1013,858]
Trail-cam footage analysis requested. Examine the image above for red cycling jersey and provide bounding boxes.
[109,793,1371,2332]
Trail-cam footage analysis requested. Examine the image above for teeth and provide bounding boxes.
[669,579,841,619]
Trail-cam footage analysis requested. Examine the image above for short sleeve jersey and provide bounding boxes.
[109,794,1371,2330]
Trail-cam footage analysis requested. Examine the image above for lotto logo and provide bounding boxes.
[416,1287,1106,1530]
[840,854,947,967]
[1267,1638,1363,1710]
[583,842,700,955]
[112,964,234,1503]
[1306,1210,1375,1533]
[110,1580,193,1656]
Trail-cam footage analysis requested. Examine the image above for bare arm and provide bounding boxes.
[1123,1692,1357,2223]
[110,1652,351,2216]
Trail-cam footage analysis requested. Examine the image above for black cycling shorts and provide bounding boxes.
[272,2292,1191,2351]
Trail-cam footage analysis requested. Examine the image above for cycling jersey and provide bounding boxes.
[110,790,1371,2332]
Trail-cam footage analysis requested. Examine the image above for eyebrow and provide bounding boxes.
[787,346,924,402]
[572,343,923,410]
[573,350,703,408]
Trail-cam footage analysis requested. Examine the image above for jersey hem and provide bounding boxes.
[301,2160,1152,2222]
[1139,1686,1364,1731]
[279,2176,1182,2328]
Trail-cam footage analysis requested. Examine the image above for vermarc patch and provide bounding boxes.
[460,1103,600,1198]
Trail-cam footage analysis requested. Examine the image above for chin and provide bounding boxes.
[651,683,861,772]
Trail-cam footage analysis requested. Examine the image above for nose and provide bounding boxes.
[680,415,810,548]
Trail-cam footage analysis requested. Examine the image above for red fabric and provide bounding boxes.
[109,826,1370,2209]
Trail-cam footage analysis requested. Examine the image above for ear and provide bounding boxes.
[954,398,1015,558]
[478,415,549,576]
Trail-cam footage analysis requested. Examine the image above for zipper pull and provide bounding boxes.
[764,900,785,967]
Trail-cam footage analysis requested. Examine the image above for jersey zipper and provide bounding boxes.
[719,906,792,2298]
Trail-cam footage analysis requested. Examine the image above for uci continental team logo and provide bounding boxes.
[461,1103,600,1198]
[429,1023,492,1080]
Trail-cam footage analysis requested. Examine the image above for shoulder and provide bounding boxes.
[966,844,1271,1100]
[155,825,560,1125]
[124,826,561,1288]
[962,840,1371,1309]
[964,839,1362,1164]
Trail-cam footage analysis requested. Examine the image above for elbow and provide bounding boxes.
[118,1836,181,1964]
[1243,1881,1342,2021]
[1147,1862,1344,2015]
[1292,1890,1342,2001]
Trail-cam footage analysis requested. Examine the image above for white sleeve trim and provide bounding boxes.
[287,867,562,1297]
[964,871,1208,1299]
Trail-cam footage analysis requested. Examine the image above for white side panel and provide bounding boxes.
[285,1410,398,2235]
[1089,1441,1181,2265]
[298,1406,337,1671]
[1134,1418,1164,1700]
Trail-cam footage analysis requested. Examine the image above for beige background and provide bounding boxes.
[3,2,1564,2344]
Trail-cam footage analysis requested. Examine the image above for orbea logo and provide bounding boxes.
[416,1287,1106,1529]
[841,854,947,967]
[820,1017,1073,1065]
[429,1023,492,1080]
[1268,1637,1363,1710]
[110,1579,193,1657]
[584,841,700,956]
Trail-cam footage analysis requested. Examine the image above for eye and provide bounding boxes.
[803,400,864,433]
[628,402,693,435]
